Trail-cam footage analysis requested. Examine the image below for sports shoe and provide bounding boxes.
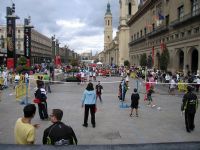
[152,105,156,107]
[82,124,88,128]
[129,114,132,117]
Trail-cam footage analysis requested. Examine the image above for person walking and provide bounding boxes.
[43,109,78,145]
[34,80,49,120]
[181,86,198,133]
[96,81,103,103]
[130,88,140,117]
[14,104,39,144]
[81,82,96,128]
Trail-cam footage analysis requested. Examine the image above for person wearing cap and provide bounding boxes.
[181,86,198,133]
[130,88,140,117]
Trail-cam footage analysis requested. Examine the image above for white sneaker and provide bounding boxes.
[152,105,156,107]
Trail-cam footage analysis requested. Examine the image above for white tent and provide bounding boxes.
[96,62,103,65]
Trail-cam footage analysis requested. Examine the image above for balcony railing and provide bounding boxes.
[129,36,146,46]
[147,25,169,38]
[171,8,200,27]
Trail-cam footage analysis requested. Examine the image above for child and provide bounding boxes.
[130,88,140,117]
[147,86,156,107]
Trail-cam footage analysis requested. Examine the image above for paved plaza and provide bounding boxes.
[0,76,200,145]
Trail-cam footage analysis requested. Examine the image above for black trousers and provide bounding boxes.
[84,104,96,126]
[185,111,195,131]
[38,101,48,120]
[96,94,102,102]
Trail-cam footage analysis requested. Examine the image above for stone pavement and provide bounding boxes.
[0,76,200,145]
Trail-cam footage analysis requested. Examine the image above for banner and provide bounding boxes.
[24,27,31,59]
[15,83,26,100]
[6,8,16,69]
[15,82,30,101]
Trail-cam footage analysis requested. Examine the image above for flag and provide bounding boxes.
[158,13,165,20]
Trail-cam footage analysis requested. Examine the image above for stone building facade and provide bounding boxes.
[0,25,52,65]
[128,0,200,75]
[118,0,138,65]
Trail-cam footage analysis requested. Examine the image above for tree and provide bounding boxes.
[70,59,79,67]
[16,56,31,73]
[159,48,170,71]
[147,55,153,69]
[140,53,147,67]
[124,60,130,67]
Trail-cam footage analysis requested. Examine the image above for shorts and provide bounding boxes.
[131,103,138,109]
[147,95,152,101]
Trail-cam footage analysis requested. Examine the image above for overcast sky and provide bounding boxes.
[0,0,119,54]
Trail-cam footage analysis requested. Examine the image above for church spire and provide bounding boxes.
[105,1,112,15]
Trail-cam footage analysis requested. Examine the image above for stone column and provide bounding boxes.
[198,47,200,75]
[183,48,189,76]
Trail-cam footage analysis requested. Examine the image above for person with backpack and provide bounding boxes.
[34,80,49,120]
[43,109,77,145]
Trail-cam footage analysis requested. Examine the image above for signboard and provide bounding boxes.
[24,27,31,58]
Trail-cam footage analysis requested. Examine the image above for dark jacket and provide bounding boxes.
[34,88,47,102]
[96,84,103,94]
[43,121,78,145]
[131,93,140,105]
[181,92,198,113]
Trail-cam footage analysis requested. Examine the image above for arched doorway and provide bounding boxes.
[191,49,198,74]
[156,52,160,69]
[179,50,184,71]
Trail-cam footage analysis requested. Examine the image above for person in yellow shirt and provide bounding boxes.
[14,104,39,144]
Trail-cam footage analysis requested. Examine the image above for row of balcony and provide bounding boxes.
[171,8,200,28]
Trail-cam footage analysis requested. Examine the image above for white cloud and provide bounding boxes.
[56,19,86,29]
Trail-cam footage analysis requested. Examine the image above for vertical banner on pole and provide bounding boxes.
[6,11,15,69]
[24,19,32,67]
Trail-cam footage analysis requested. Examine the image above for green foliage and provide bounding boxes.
[16,56,31,73]
[70,59,79,67]
[124,60,130,67]
[140,53,147,67]
[159,48,170,71]
[17,56,27,66]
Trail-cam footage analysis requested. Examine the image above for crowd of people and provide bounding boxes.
[0,63,198,145]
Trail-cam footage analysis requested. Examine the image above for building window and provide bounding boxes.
[188,30,192,36]
[170,35,174,40]
[128,2,132,15]
[152,23,155,31]
[144,27,147,35]
[108,20,110,26]
[165,15,169,26]
[134,34,136,40]
[166,37,169,41]
[131,35,133,41]
[181,32,185,37]
[140,30,143,37]
[178,5,184,20]
[137,32,139,39]
[18,30,20,33]
[191,0,199,16]
[175,33,179,39]
[194,27,199,33]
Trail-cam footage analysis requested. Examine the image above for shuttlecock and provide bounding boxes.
[157,107,161,111]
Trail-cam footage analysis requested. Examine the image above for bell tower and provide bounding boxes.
[104,2,113,50]
[118,0,138,65]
